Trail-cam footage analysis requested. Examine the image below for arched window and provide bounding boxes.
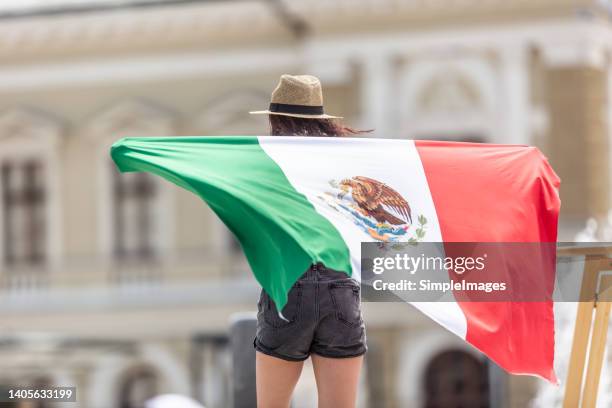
[0,108,62,289]
[118,367,158,408]
[89,99,175,266]
[111,169,157,261]
[424,350,489,408]
[1,159,46,267]
[195,89,269,136]
[398,58,497,143]
[194,90,268,264]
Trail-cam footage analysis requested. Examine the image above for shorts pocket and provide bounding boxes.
[330,280,362,328]
[263,283,302,329]
[257,289,265,310]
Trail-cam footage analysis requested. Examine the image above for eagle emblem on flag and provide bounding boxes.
[318,176,427,242]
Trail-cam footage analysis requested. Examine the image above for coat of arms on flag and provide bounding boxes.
[318,176,427,242]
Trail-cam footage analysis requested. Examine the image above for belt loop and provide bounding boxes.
[311,262,318,280]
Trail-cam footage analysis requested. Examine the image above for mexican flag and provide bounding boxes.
[111,136,560,382]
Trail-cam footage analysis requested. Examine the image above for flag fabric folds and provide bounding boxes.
[111,136,560,382]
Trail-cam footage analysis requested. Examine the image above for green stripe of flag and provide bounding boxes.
[110,136,352,310]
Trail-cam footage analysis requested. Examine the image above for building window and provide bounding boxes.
[118,368,158,408]
[424,350,489,408]
[1,159,46,268]
[112,167,158,262]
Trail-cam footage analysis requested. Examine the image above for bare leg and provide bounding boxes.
[256,351,304,408]
[311,354,364,408]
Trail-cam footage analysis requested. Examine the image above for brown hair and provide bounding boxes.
[269,115,372,137]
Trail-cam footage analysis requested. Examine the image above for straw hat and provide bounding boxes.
[250,74,342,119]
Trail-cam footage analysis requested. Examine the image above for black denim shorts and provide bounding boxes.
[254,263,367,361]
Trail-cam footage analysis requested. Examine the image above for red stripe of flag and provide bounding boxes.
[415,140,561,383]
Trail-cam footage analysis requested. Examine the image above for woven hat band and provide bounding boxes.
[269,103,324,115]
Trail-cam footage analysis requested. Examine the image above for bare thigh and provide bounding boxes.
[256,351,304,408]
[311,354,364,408]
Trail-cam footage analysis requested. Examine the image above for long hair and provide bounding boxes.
[269,115,371,137]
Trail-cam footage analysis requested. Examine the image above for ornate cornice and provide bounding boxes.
[0,1,290,60]
[0,0,598,60]
[0,107,63,146]
[193,89,269,133]
[87,98,176,137]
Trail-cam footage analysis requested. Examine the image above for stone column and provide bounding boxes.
[360,56,394,138]
[541,42,610,224]
[499,44,530,146]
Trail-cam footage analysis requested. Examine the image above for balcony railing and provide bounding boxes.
[0,248,250,294]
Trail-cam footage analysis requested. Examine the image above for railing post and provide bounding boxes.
[230,313,257,408]
[487,358,508,408]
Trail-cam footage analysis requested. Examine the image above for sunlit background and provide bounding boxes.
[0,0,610,407]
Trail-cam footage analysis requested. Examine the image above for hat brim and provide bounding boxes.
[249,110,342,119]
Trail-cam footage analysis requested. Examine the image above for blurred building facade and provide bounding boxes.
[0,0,610,407]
